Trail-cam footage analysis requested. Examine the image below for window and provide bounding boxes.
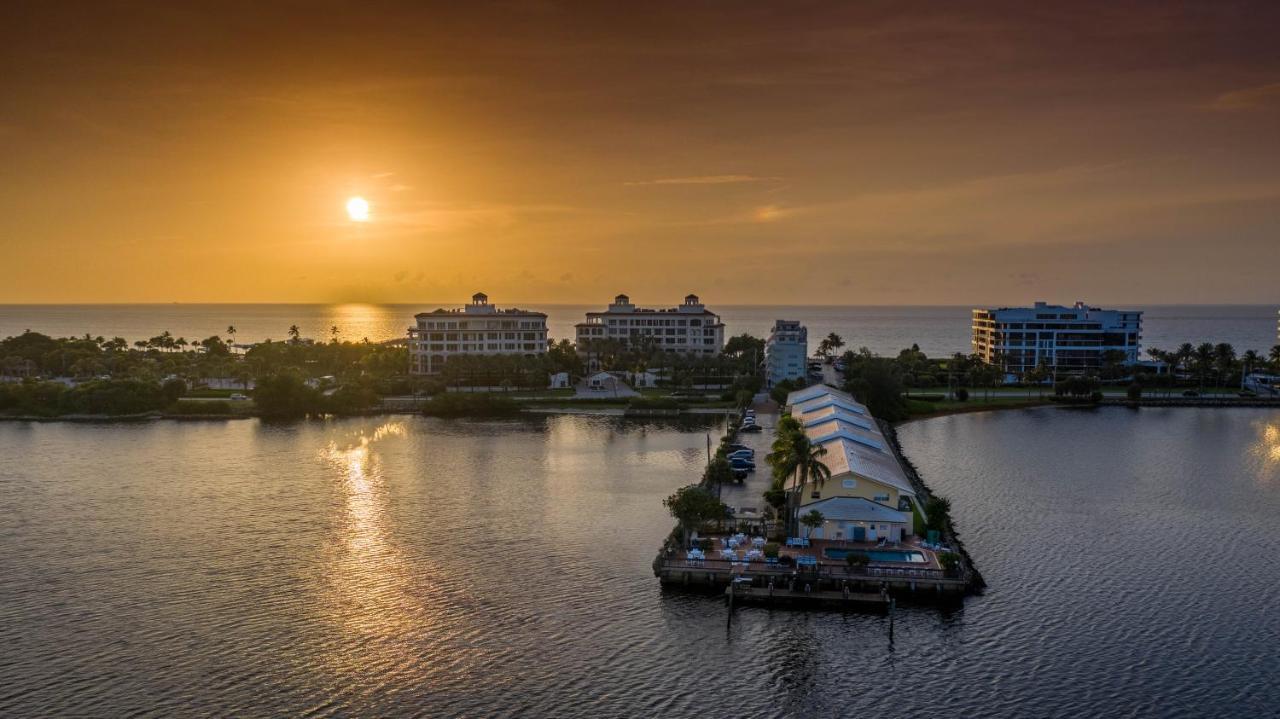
[842,479,856,489]
[874,493,890,502]
[810,490,820,499]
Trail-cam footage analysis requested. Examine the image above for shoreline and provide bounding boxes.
[879,420,986,592]
[5,395,1277,424]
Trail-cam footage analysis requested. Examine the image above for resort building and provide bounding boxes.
[765,320,808,387]
[784,385,919,542]
[574,294,725,355]
[971,301,1142,379]
[408,293,548,375]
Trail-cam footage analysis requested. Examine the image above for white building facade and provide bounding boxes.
[972,301,1142,378]
[765,319,807,387]
[408,293,548,375]
[575,294,725,355]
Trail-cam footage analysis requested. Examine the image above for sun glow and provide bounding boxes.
[346,196,370,222]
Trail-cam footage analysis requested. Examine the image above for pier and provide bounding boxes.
[654,556,969,601]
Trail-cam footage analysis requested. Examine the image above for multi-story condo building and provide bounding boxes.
[972,301,1142,377]
[408,293,548,375]
[575,294,725,355]
[765,319,807,387]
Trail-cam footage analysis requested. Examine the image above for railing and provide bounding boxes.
[660,556,951,582]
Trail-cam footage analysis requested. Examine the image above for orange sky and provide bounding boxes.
[2,1,1279,305]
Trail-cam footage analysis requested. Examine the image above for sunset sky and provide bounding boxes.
[2,1,1279,305]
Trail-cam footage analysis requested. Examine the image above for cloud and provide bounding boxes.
[624,174,780,186]
[1206,82,1280,111]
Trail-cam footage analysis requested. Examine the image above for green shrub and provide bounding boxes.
[845,552,870,568]
[627,396,683,410]
[253,373,324,419]
[161,378,187,403]
[167,401,232,415]
[762,542,780,559]
[1127,384,1143,401]
[906,393,945,401]
[925,495,952,533]
[421,392,521,417]
[954,388,969,401]
[938,551,961,574]
[905,399,937,415]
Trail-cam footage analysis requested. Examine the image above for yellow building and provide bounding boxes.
[784,385,920,541]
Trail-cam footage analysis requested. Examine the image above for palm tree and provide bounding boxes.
[288,325,301,343]
[1270,345,1280,373]
[1242,350,1262,386]
[766,419,832,532]
[1193,343,1215,390]
[1212,343,1237,392]
[330,325,340,344]
[1175,343,1195,375]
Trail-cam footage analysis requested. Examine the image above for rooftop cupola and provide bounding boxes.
[678,293,705,312]
[465,292,496,314]
[608,293,635,312]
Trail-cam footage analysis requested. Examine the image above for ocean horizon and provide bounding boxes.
[1,302,1276,358]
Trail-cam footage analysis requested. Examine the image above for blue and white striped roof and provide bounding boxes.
[799,407,875,432]
[783,384,915,498]
[793,395,867,416]
[808,423,886,452]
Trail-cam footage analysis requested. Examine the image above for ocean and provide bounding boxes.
[0,303,1276,356]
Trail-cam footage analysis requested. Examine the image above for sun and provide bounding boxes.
[346,196,370,222]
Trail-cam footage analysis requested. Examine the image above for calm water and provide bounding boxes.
[1,303,1276,356]
[2,408,1279,716]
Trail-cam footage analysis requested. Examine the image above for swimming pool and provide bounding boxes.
[823,548,928,563]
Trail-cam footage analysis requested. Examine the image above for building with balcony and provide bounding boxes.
[574,294,724,355]
[972,301,1142,379]
[765,319,807,387]
[408,293,548,375]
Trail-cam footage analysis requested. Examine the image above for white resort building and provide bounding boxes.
[784,385,919,542]
[574,294,725,355]
[408,293,548,375]
[972,301,1142,379]
[765,320,807,387]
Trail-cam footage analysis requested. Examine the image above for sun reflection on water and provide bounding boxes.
[315,421,439,680]
[1250,422,1280,484]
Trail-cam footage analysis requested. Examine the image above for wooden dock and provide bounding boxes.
[727,584,889,612]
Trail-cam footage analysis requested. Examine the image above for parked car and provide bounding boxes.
[726,443,753,453]
[727,449,754,461]
[729,458,755,472]
[731,468,749,481]
[229,393,249,401]
[739,423,763,433]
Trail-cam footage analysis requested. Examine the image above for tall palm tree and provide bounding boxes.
[766,418,832,531]
[1194,343,1215,390]
[1270,345,1280,373]
[288,325,301,343]
[330,325,340,344]
[1242,349,1262,385]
